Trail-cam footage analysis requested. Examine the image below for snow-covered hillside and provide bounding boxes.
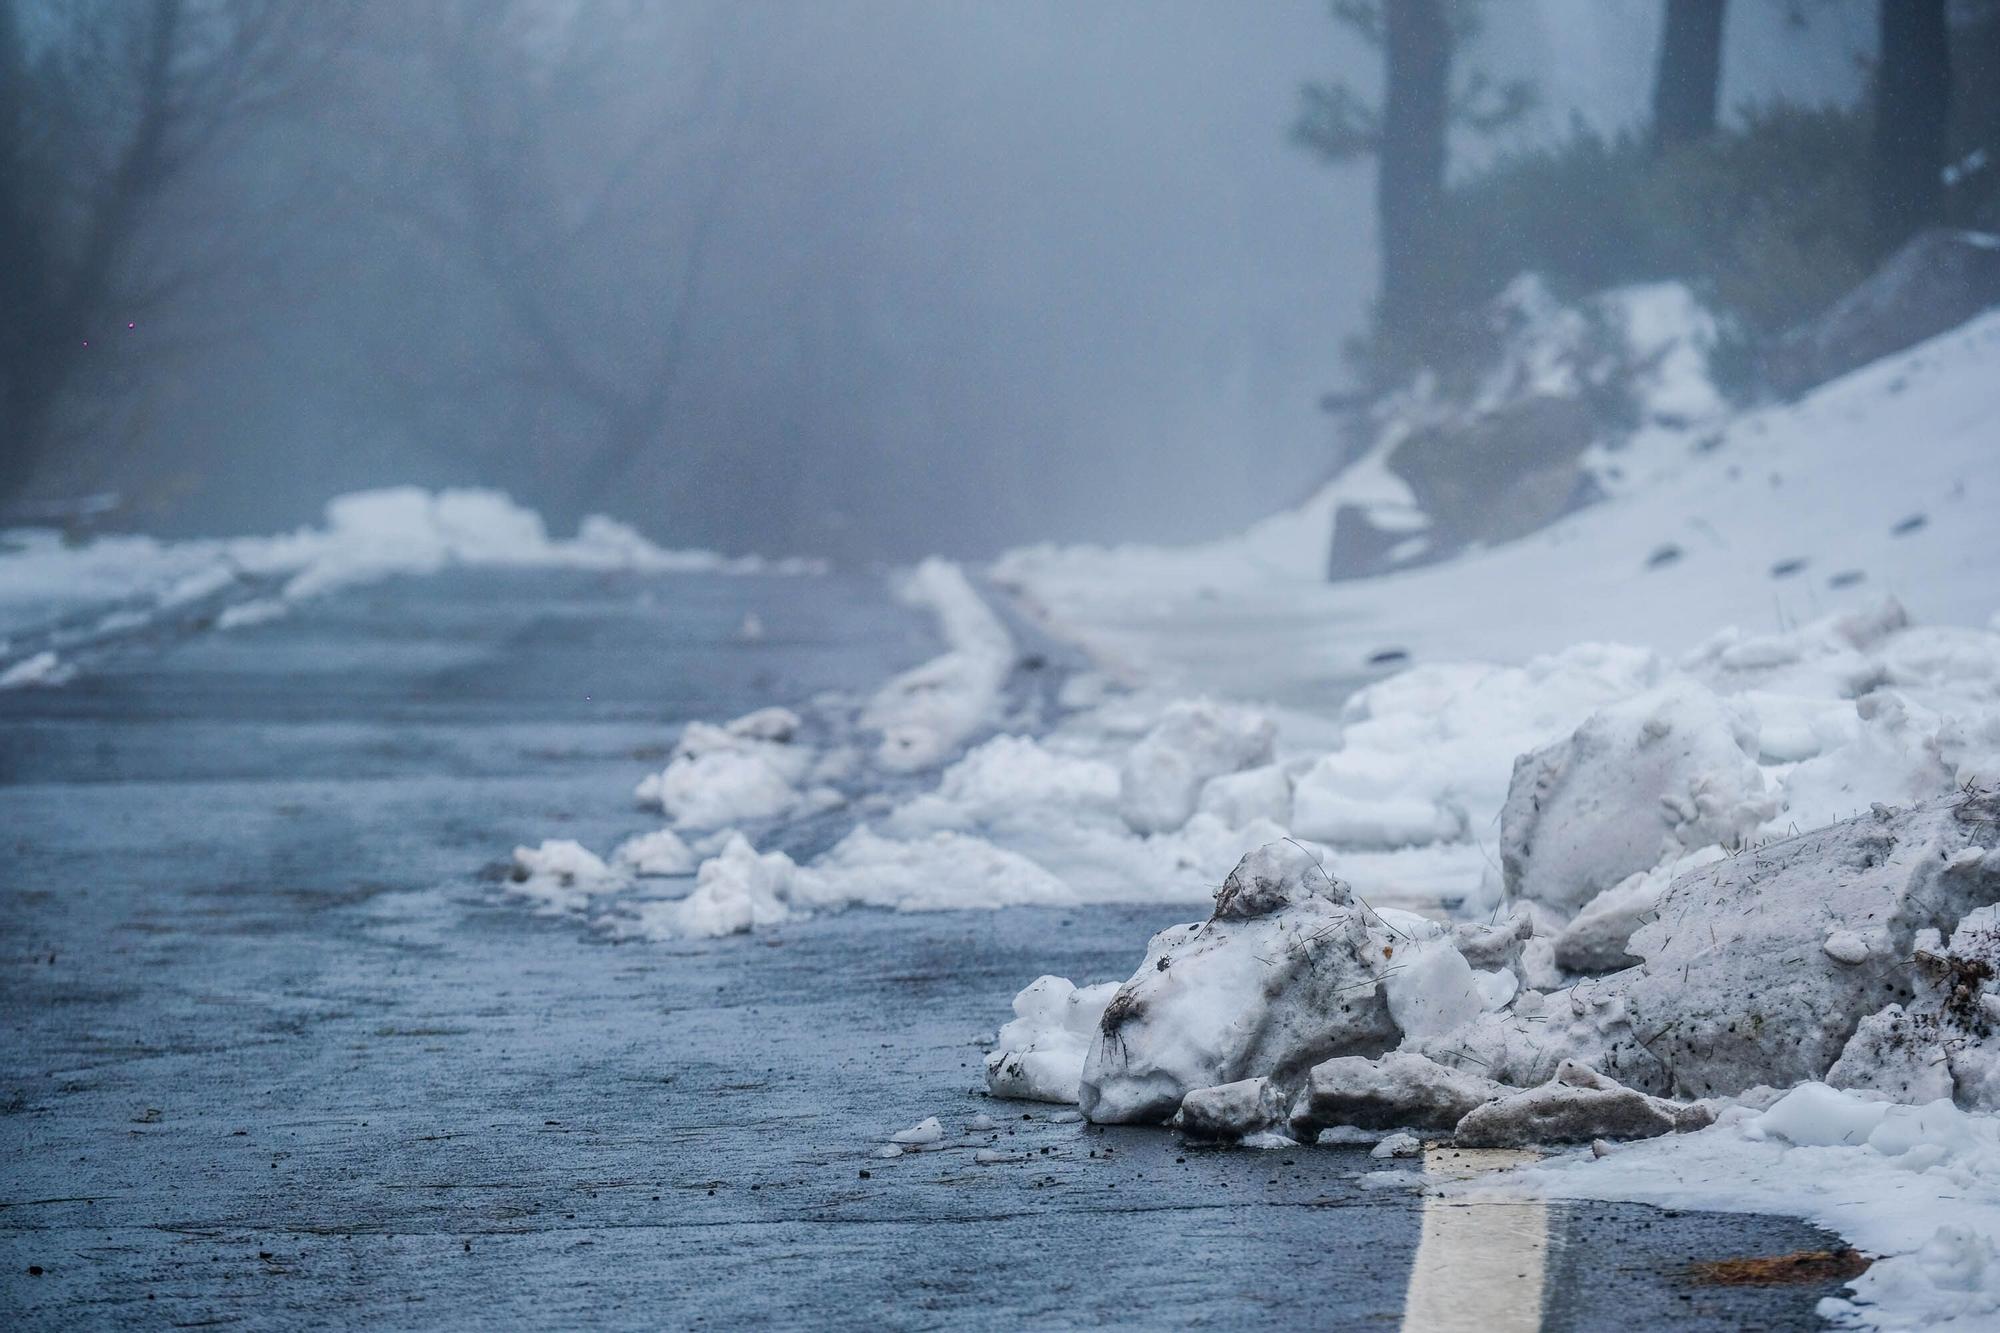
[996,306,1999,707]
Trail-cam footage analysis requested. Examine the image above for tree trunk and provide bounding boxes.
[1651,0,1727,155]
[1377,0,1451,363]
[1871,0,1952,258]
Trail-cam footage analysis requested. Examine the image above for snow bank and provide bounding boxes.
[861,559,1016,772]
[1289,644,1663,880]
[0,486,817,682]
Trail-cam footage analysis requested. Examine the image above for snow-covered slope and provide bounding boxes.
[996,309,1999,707]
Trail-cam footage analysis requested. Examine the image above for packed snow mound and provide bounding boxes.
[1080,844,1398,1124]
[629,833,805,938]
[633,707,835,829]
[1501,683,1772,915]
[1828,901,2000,1111]
[1551,848,1723,974]
[993,797,1996,1149]
[1619,792,2000,1100]
[1032,846,1714,1145]
[0,486,815,677]
[984,976,1122,1105]
[1117,699,1276,834]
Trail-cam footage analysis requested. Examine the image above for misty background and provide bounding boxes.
[4,1,1877,562]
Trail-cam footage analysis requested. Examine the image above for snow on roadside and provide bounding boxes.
[0,486,819,679]
[861,558,1018,772]
[954,304,2000,1329]
[1500,1085,2000,1328]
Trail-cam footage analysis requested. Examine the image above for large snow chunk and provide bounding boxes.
[1118,700,1276,835]
[1288,1052,1505,1135]
[1177,1077,1289,1140]
[1452,1061,1711,1147]
[984,975,1119,1104]
[1079,843,1396,1123]
[1380,921,1507,1042]
[1501,682,1771,916]
[1622,793,2000,1100]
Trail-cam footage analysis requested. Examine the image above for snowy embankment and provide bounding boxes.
[0,486,817,688]
[953,298,2000,1329]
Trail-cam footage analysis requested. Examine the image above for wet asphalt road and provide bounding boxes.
[0,568,1853,1329]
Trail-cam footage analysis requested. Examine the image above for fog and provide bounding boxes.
[6,0,1874,562]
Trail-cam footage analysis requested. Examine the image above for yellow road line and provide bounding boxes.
[1401,1147,1547,1333]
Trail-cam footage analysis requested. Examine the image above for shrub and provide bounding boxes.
[1449,104,1870,335]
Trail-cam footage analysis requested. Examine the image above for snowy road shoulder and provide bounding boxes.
[1491,1085,2000,1328]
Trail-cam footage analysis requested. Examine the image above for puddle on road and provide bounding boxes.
[1401,1147,1546,1333]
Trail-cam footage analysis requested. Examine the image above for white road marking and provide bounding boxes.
[1400,1146,1548,1333]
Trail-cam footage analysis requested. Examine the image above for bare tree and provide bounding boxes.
[1,0,333,503]
[348,0,744,516]
[1651,0,1729,155]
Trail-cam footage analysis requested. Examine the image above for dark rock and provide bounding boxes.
[1768,230,2000,397]
[1325,503,1412,581]
[1388,395,1602,552]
